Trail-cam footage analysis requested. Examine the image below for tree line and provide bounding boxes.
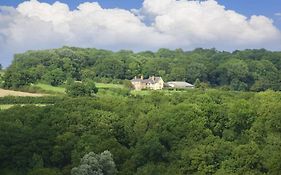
[2,47,281,91]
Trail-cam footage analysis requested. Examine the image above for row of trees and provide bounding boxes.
[3,47,281,91]
[0,89,281,174]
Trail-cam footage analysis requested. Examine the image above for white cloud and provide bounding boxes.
[0,0,281,66]
[275,12,281,16]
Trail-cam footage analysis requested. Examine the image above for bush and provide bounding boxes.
[66,81,98,97]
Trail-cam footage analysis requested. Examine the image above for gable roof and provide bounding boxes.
[131,76,162,84]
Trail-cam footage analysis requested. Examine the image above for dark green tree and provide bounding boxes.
[66,81,98,97]
[194,78,201,88]
[43,68,65,86]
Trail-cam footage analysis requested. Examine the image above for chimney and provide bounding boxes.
[141,75,143,80]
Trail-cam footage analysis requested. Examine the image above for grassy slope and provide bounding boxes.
[34,83,66,94]
[34,83,125,93]
[96,83,124,89]
[35,83,124,92]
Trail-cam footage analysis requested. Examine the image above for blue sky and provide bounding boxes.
[1,0,280,28]
[0,0,281,66]
[218,0,281,29]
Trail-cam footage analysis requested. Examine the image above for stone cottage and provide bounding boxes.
[131,76,164,90]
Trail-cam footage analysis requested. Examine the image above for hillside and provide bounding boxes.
[2,47,281,92]
[1,47,281,175]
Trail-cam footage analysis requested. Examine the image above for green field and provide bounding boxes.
[96,83,124,89]
[34,83,124,94]
[34,83,66,94]
[35,83,197,96]
[32,83,198,97]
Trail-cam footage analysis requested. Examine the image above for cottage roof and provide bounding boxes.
[131,76,162,84]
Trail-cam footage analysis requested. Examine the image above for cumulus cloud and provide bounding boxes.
[0,0,281,66]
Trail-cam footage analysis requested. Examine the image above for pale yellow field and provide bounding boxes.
[0,89,45,97]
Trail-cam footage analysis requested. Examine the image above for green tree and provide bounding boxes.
[66,81,98,97]
[71,151,117,175]
[30,154,44,169]
[169,67,186,81]
[85,80,99,95]
[3,68,36,88]
[94,58,124,79]
[43,68,65,86]
[28,168,62,175]
[185,62,207,83]
[217,59,249,86]
[218,143,266,175]
[194,78,201,88]
[0,74,3,87]
[81,68,97,81]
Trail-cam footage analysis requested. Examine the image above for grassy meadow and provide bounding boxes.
[33,83,66,94]
[96,83,124,89]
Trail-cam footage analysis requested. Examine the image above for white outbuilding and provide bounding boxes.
[166,81,195,89]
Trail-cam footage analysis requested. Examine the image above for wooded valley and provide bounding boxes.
[0,47,281,175]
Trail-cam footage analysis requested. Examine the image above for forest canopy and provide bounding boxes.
[0,90,281,174]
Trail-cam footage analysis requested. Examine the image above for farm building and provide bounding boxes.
[165,81,195,89]
[131,76,164,90]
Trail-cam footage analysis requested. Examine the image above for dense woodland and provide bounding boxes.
[2,47,281,91]
[0,90,281,175]
[1,47,281,175]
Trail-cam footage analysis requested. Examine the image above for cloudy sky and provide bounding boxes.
[1,0,281,67]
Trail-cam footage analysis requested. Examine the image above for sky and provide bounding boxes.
[0,0,281,66]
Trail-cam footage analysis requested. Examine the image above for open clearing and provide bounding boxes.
[34,83,66,94]
[96,83,124,89]
[34,83,124,93]
[0,89,45,97]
